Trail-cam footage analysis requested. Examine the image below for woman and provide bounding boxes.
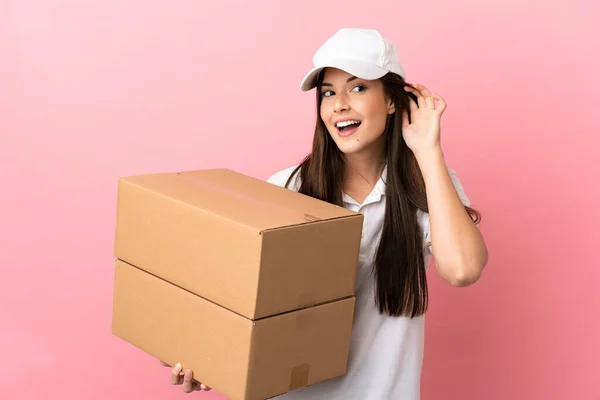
[168,28,488,399]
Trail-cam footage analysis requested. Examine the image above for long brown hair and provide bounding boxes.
[286,71,481,318]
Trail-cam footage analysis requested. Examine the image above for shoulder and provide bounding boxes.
[266,165,302,191]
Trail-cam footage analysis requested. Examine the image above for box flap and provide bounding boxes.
[119,168,359,232]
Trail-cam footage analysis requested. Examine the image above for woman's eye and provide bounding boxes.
[352,85,366,93]
[322,90,334,97]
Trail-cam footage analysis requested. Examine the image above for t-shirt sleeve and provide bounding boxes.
[422,169,472,254]
[449,169,471,208]
[266,165,301,192]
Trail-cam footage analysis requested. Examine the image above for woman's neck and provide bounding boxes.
[343,140,386,182]
[344,157,385,184]
[341,149,386,203]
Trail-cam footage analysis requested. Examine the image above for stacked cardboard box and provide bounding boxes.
[111,168,364,400]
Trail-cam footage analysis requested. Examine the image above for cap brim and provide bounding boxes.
[300,59,389,91]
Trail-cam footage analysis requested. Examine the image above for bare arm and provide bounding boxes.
[416,147,488,286]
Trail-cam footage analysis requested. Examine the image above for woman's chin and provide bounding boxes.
[334,139,369,155]
[332,134,383,156]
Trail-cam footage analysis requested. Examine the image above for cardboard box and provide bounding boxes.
[111,168,364,399]
[113,168,364,319]
[112,260,356,400]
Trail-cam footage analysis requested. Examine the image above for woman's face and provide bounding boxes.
[319,68,395,157]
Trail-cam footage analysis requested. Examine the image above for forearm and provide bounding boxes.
[416,147,488,286]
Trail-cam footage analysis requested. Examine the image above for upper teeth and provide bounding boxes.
[336,120,360,128]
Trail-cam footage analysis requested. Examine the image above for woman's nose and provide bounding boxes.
[334,93,350,112]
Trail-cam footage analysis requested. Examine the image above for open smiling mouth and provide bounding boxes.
[336,120,362,136]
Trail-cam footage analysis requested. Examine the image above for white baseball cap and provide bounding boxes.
[300,28,406,91]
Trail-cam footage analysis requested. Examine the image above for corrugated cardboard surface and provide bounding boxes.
[112,260,355,400]
[118,169,357,230]
[114,168,363,319]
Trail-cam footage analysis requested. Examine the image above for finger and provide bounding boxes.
[413,83,433,98]
[404,85,425,107]
[200,383,211,391]
[192,381,211,391]
[403,85,421,98]
[407,83,430,108]
[413,83,435,109]
[433,94,447,114]
[425,95,434,109]
[182,370,195,393]
[171,363,183,385]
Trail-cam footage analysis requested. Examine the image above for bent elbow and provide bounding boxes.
[436,246,488,287]
[450,268,482,287]
[448,256,487,287]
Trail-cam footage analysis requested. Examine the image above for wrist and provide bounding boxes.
[414,145,445,169]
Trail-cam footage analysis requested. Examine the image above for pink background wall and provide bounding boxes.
[2,1,598,399]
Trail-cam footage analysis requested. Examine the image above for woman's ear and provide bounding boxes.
[387,98,396,115]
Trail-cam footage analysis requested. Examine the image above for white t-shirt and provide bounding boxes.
[266,164,471,400]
